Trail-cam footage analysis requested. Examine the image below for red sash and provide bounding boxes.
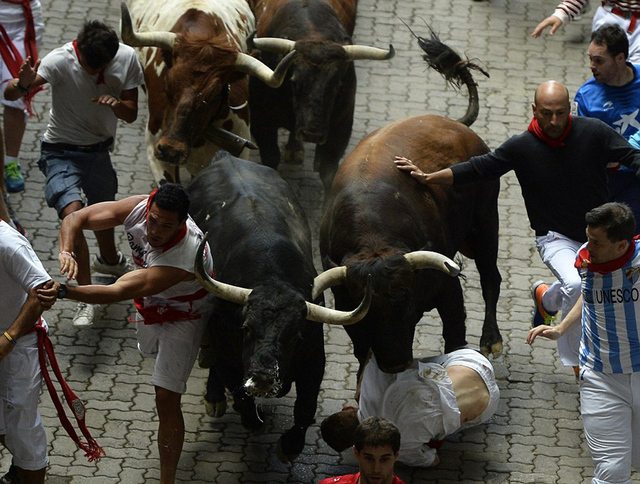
[0,0,42,115]
[34,319,105,462]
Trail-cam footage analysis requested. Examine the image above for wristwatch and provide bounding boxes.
[57,283,68,299]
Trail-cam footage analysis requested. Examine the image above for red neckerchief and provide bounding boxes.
[145,189,188,253]
[0,0,42,115]
[574,235,638,274]
[72,39,105,84]
[527,115,573,148]
[33,318,105,461]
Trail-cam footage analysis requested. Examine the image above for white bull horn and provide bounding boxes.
[120,1,176,51]
[195,233,252,305]
[250,37,296,54]
[404,251,460,277]
[235,50,296,88]
[306,274,372,326]
[311,266,347,301]
[343,44,395,61]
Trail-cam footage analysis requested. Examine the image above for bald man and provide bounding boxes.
[395,81,640,372]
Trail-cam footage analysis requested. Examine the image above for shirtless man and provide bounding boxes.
[321,348,500,467]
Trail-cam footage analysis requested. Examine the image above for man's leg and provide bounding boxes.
[155,386,184,484]
[3,106,26,160]
[580,369,634,484]
[535,231,582,366]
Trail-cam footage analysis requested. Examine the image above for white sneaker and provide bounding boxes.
[91,251,134,277]
[73,302,96,327]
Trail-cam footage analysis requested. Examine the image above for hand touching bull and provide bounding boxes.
[394,156,454,185]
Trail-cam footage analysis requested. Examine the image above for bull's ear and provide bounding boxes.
[322,255,339,270]
[246,31,257,51]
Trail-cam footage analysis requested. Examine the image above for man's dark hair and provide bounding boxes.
[151,183,190,222]
[353,416,401,453]
[76,20,119,70]
[591,24,629,60]
[585,202,635,243]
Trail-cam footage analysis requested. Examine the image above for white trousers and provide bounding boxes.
[593,6,640,64]
[535,231,582,366]
[580,368,640,484]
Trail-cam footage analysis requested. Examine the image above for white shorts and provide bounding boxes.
[0,332,47,471]
[136,315,208,394]
[0,8,45,111]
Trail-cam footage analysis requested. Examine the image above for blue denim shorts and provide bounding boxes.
[38,146,118,218]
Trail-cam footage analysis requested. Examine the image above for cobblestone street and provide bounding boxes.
[2,0,639,482]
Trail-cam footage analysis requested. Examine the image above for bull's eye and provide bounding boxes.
[242,323,252,339]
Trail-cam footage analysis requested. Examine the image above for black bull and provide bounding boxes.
[188,152,369,462]
[319,115,503,374]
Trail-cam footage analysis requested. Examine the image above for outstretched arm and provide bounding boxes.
[394,157,454,185]
[56,265,193,305]
[527,295,583,344]
[531,15,564,38]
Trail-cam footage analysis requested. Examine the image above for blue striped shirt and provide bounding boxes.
[578,241,640,373]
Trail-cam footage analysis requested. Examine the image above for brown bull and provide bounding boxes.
[318,30,503,374]
[120,0,294,185]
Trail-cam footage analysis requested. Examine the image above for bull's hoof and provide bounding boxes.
[480,340,504,358]
[276,425,306,463]
[283,142,304,165]
[204,398,227,418]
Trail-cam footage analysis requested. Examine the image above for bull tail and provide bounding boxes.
[404,22,489,127]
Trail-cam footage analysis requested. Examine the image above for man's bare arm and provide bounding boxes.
[60,265,193,305]
[58,195,146,280]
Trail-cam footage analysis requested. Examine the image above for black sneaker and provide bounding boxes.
[0,464,21,484]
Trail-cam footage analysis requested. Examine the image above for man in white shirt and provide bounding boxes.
[4,19,145,327]
[321,348,500,468]
[0,219,58,484]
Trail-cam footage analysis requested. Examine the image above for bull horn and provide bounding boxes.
[250,37,296,55]
[120,2,176,51]
[306,274,372,326]
[195,233,252,305]
[311,266,347,301]
[343,44,395,61]
[404,251,460,277]
[235,50,296,88]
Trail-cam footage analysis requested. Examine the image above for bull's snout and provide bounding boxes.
[244,368,282,398]
[154,140,189,165]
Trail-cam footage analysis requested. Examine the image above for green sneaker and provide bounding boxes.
[4,161,24,192]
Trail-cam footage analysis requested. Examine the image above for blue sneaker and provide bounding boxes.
[4,161,24,192]
[531,281,558,328]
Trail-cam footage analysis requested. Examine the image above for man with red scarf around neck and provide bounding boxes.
[45,183,214,484]
[394,80,640,374]
[528,202,640,484]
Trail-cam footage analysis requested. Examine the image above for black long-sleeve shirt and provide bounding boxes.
[451,117,640,242]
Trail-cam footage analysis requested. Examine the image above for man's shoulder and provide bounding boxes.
[317,474,359,484]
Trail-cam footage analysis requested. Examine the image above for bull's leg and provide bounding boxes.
[472,236,503,357]
[277,330,325,463]
[436,277,468,353]
[204,367,227,418]
[314,103,353,193]
[283,132,304,165]
[250,119,281,169]
[469,182,503,357]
